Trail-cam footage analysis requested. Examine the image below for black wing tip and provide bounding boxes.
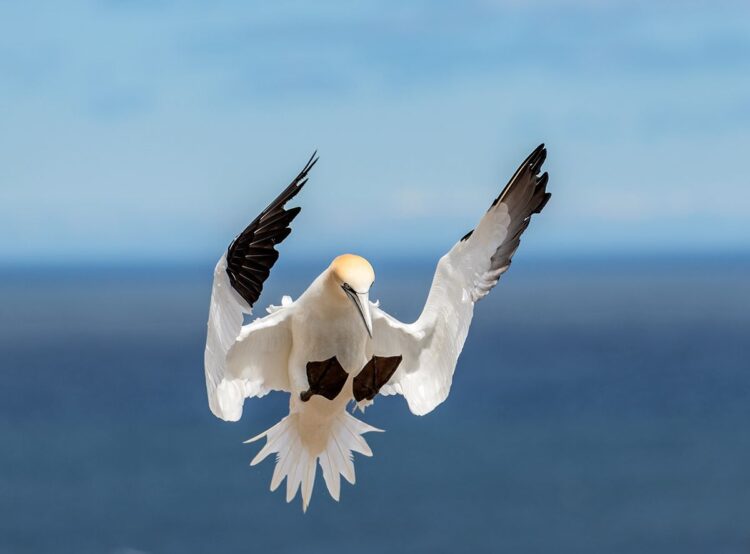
[291,151,319,193]
[537,171,549,186]
[529,144,547,173]
[524,143,546,171]
[302,150,319,174]
[533,171,550,210]
[490,142,548,209]
[534,192,551,214]
[224,151,318,307]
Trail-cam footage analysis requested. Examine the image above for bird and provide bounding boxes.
[204,145,551,510]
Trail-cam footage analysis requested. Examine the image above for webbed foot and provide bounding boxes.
[353,355,402,402]
[300,356,348,402]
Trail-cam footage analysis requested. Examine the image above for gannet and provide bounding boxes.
[204,145,551,510]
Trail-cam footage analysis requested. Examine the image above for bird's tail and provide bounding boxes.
[246,410,382,511]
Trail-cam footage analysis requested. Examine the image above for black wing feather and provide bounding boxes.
[488,144,550,272]
[460,144,550,275]
[225,152,318,308]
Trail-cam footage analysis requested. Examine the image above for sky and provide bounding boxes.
[1,0,749,264]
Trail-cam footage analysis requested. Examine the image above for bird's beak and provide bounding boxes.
[344,287,373,338]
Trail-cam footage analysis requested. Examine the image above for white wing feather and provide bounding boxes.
[204,254,292,422]
[371,232,501,416]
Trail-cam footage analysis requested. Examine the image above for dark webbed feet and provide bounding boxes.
[300,356,348,402]
[353,355,403,402]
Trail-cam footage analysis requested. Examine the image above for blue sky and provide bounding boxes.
[1,1,749,264]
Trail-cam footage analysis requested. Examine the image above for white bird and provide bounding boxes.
[204,145,551,510]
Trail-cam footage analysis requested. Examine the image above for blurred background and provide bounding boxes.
[1,1,749,553]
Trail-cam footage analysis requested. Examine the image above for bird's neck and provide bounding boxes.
[303,269,349,311]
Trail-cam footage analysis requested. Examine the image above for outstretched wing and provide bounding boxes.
[226,153,318,307]
[204,153,317,421]
[372,145,550,415]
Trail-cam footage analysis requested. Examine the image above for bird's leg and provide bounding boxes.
[353,355,402,402]
[300,356,348,402]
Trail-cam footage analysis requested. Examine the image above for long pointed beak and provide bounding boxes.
[345,288,373,338]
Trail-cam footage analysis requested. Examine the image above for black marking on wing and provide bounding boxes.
[460,144,550,273]
[353,355,403,402]
[300,356,348,402]
[488,144,550,273]
[226,152,318,308]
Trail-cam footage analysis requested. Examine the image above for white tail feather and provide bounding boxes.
[248,411,382,511]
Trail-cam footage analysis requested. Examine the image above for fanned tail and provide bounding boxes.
[246,410,382,511]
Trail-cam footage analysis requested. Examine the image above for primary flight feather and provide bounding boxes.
[204,145,551,510]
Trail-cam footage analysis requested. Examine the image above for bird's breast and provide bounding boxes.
[291,307,371,375]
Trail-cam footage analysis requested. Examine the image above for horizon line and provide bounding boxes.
[1,249,749,272]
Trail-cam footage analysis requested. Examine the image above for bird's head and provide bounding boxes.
[330,254,375,338]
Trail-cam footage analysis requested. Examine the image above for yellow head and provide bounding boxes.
[330,254,375,293]
[330,254,375,337]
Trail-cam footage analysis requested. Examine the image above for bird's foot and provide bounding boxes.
[353,355,402,402]
[300,356,348,402]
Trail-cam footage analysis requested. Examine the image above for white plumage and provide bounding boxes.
[204,146,550,509]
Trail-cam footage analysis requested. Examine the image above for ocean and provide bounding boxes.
[1,256,748,553]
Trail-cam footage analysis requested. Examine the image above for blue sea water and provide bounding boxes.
[0,256,749,554]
